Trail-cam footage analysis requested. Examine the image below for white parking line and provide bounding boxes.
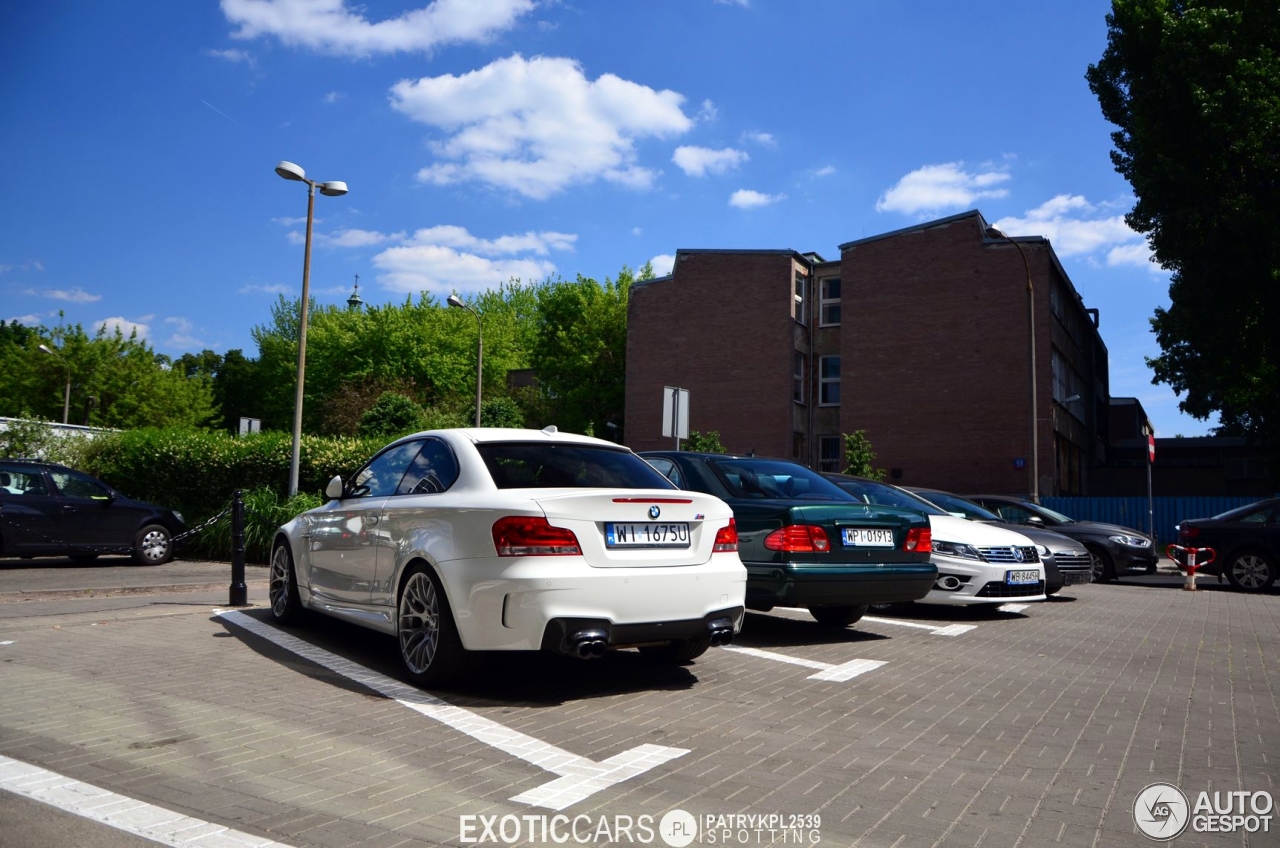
[721,646,887,682]
[998,603,1030,613]
[216,610,687,811]
[860,616,977,636]
[0,755,292,847]
[0,641,13,646]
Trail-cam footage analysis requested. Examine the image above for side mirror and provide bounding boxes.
[325,476,344,500]
[1026,515,1044,526]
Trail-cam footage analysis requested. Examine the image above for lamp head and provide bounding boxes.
[38,344,55,356]
[274,161,306,182]
[447,294,466,309]
[985,225,1008,240]
[319,180,348,197]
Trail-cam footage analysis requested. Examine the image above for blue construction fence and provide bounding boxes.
[1041,496,1265,550]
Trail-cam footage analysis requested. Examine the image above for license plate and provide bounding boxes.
[605,522,690,548]
[1063,572,1092,585]
[1006,569,1040,585]
[842,528,895,547]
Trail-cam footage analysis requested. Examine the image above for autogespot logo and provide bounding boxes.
[1134,783,1190,840]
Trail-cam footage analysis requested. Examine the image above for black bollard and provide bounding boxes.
[229,489,247,606]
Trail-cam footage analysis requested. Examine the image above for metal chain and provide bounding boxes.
[0,499,232,555]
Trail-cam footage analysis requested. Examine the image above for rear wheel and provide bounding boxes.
[398,564,478,686]
[1088,547,1115,583]
[132,524,173,565]
[808,604,869,627]
[268,542,305,625]
[639,637,711,664]
[1225,551,1277,593]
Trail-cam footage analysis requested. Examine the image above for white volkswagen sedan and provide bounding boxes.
[270,427,747,685]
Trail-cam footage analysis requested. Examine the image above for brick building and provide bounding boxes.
[625,210,1111,497]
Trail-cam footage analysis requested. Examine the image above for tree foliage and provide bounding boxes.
[357,392,426,438]
[1086,0,1280,467]
[682,430,726,453]
[842,430,886,481]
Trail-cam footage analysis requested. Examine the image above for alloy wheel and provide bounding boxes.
[399,572,441,675]
[1231,554,1271,590]
[269,545,291,617]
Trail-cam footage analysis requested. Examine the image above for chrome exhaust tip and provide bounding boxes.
[706,618,735,647]
[568,629,609,659]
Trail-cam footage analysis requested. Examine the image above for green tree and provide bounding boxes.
[1086,0,1280,471]
[842,430,885,481]
[480,396,525,428]
[357,392,426,438]
[682,430,726,452]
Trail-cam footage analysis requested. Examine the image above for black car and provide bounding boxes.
[906,488,1094,594]
[0,460,185,565]
[1177,498,1280,592]
[966,494,1158,582]
[641,452,937,626]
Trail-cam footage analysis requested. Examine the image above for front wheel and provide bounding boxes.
[639,637,710,664]
[398,565,478,686]
[132,524,173,566]
[808,604,869,627]
[1225,551,1277,593]
[269,542,305,624]
[1088,547,1115,583]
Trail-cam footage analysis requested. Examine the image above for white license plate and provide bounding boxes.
[842,528,895,547]
[605,522,690,548]
[1006,569,1040,585]
[1063,572,1092,585]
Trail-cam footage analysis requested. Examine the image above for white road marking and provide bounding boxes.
[998,603,1030,613]
[861,616,976,636]
[0,641,13,646]
[215,610,687,811]
[721,646,886,682]
[0,755,292,847]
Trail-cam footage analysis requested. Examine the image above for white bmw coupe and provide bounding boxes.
[270,427,746,685]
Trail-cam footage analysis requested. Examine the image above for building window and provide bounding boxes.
[793,432,805,462]
[819,435,841,472]
[794,352,806,404]
[819,355,840,406]
[794,272,807,325]
[819,278,841,326]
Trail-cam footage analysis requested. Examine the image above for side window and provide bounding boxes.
[0,465,50,497]
[996,504,1034,524]
[1237,508,1270,524]
[349,441,425,498]
[50,471,112,500]
[397,438,460,495]
[644,457,685,488]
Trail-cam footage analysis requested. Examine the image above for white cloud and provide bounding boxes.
[97,317,150,339]
[992,195,1143,258]
[648,254,675,276]
[0,260,45,275]
[672,146,748,177]
[21,286,101,303]
[221,0,536,57]
[729,189,784,209]
[272,216,313,226]
[287,228,407,248]
[631,227,643,237]
[207,47,255,65]
[812,165,836,178]
[876,162,1011,215]
[1106,242,1158,270]
[6,314,42,326]
[715,0,750,7]
[163,317,209,349]
[324,91,343,103]
[372,224,575,295]
[390,54,694,199]
[239,282,293,295]
[741,131,776,148]
[696,99,718,122]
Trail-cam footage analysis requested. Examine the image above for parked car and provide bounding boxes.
[906,488,1093,593]
[0,459,184,565]
[640,452,936,626]
[822,474,1047,605]
[1176,498,1280,592]
[966,495,1158,582]
[271,428,747,685]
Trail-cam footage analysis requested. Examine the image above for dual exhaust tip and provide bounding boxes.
[567,618,737,659]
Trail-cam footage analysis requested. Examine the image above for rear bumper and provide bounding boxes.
[540,606,745,654]
[744,562,938,609]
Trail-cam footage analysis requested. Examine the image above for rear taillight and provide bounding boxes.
[492,516,581,556]
[904,527,932,552]
[1180,525,1200,540]
[713,518,738,552]
[764,524,830,552]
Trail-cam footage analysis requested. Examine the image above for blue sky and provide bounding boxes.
[1,0,1215,436]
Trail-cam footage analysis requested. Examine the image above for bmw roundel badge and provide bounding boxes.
[649,505,661,519]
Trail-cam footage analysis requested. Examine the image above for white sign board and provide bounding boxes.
[238,417,261,437]
[661,387,689,440]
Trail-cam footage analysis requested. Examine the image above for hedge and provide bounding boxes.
[74,428,389,561]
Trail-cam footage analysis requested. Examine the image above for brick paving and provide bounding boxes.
[0,570,1276,847]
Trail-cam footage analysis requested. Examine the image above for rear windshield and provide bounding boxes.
[833,478,947,516]
[708,458,851,500]
[477,443,677,490]
[918,491,1000,520]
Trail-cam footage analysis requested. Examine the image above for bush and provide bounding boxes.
[358,392,425,438]
[480,396,524,428]
[682,430,726,453]
[0,417,91,467]
[193,487,324,563]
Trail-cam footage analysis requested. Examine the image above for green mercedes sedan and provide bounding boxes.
[641,452,938,627]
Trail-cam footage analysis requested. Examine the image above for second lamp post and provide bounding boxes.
[447,294,483,427]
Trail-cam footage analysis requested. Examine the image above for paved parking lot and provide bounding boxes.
[0,559,1276,847]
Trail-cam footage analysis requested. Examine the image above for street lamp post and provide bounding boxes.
[38,344,71,425]
[275,161,348,497]
[985,225,1039,503]
[447,294,483,427]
